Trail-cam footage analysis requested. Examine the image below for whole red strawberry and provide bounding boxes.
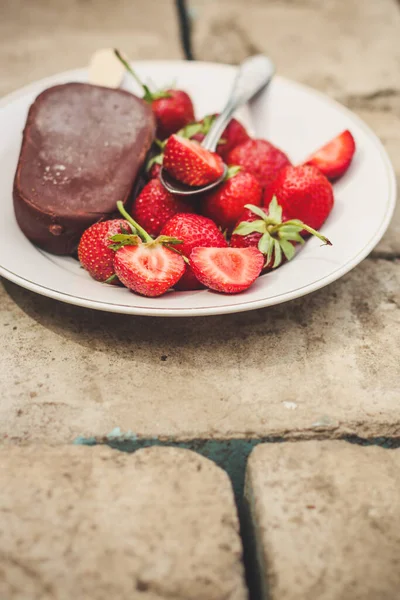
[226,139,291,191]
[131,179,195,237]
[161,213,228,290]
[190,246,264,294]
[115,50,195,140]
[163,135,224,187]
[302,129,356,181]
[152,90,195,140]
[263,165,334,231]
[190,114,250,161]
[201,167,262,233]
[78,219,132,283]
[231,198,331,270]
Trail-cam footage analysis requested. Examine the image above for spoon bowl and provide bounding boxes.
[160,163,228,196]
[160,55,275,196]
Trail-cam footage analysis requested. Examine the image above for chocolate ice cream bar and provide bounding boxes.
[13,82,155,255]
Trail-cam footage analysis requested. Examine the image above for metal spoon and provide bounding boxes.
[160,54,275,196]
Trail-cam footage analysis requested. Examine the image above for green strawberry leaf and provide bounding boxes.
[178,122,204,139]
[266,235,275,266]
[146,152,164,171]
[225,165,242,180]
[279,238,296,261]
[273,239,282,268]
[233,219,266,236]
[267,196,283,223]
[108,233,141,251]
[258,232,272,254]
[104,274,118,284]
[155,236,183,245]
[244,204,269,220]
[279,231,306,245]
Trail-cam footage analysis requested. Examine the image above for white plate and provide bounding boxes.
[0,61,396,317]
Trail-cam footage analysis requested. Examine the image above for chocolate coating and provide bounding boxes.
[13,82,155,255]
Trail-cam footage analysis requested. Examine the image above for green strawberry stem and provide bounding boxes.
[104,274,118,284]
[116,201,153,243]
[114,49,169,103]
[270,220,332,246]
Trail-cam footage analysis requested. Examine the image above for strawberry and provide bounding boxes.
[302,129,356,180]
[161,213,228,290]
[115,50,195,140]
[131,179,195,237]
[163,135,225,187]
[111,202,185,297]
[189,114,250,161]
[148,162,162,180]
[263,165,334,231]
[78,219,133,283]
[231,198,331,269]
[152,90,195,140]
[226,139,291,191]
[201,167,262,233]
[190,247,264,294]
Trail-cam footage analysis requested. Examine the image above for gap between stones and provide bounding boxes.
[74,434,400,600]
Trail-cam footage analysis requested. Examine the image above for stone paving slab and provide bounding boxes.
[1,258,399,444]
[245,440,400,600]
[0,444,247,600]
[193,0,400,257]
[0,0,182,97]
[192,0,400,98]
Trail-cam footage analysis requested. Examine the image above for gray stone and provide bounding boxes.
[245,440,400,600]
[0,444,247,600]
[0,0,182,97]
[351,109,400,256]
[192,0,400,98]
[1,258,400,444]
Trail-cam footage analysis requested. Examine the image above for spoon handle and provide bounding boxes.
[202,55,275,152]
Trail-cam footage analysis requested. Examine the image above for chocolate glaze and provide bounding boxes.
[13,82,155,255]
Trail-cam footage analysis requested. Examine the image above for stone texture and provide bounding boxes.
[245,440,400,600]
[0,444,247,600]
[352,109,400,256]
[1,258,400,444]
[192,0,400,98]
[0,0,182,97]
[192,0,400,257]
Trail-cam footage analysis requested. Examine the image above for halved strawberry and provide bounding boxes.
[302,130,356,180]
[111,202,185,297]
[161,213,228,291]
[190,247,264,294]
[163,135,225,187]
[114,243,185,297]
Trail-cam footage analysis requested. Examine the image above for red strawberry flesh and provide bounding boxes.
[302,129,356,180]
[190,246,264,294]
[161,213,227,290]
[163,135,225,187]
[113,243,185,297]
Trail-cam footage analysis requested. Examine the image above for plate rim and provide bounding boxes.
[0,61,397,317]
